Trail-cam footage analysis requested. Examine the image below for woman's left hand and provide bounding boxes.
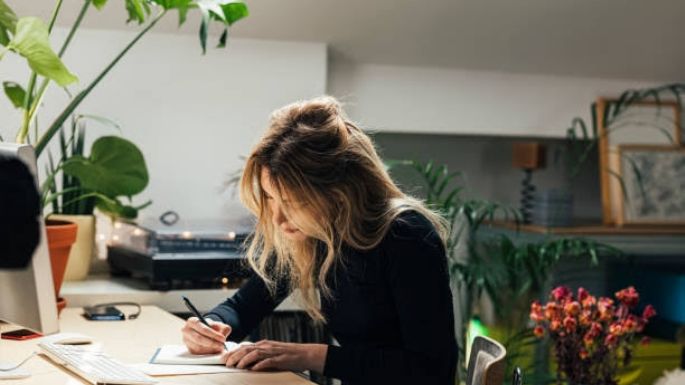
[224,340,328,373]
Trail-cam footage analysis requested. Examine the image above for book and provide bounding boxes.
[149,342,252,365]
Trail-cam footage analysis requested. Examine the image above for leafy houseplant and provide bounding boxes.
[388,159,620,382]
[530,286,656,385]
[1,0,248,288]
[561,83,685,209]
[42,115,150,280]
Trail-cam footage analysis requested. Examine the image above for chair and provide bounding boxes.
[466,336,507,385]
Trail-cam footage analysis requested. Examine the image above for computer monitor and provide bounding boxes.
[0,143,59,335]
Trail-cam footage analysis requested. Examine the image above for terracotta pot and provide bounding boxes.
[45,219,78,309]
[51,214,95,281]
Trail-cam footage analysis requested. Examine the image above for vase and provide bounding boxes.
[45,219,77,315]
[51,214,95,281]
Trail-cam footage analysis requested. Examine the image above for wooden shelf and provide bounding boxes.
[489,221,685,236]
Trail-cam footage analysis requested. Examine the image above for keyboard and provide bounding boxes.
[39,342,157,385]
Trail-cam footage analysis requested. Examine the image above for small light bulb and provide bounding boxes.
[227,231,236,241]
[221,277,229,286]
[181,231,192,239]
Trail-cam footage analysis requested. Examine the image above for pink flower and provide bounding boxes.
[604,333,618,347]
[642,305,656,320]
[640,336,651,346]
[579,309,593,326]
[551,286,572,302]
[550,319,561,332]
[563,316,577,333]
[615,286,639,307]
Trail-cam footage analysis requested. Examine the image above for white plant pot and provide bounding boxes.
[51,214,95,281]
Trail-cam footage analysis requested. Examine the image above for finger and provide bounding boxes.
[208,320,232,338]
[236,348,268,370]
[251,357,281,371]
[187,328,224,353]
[226,345,256,367]
[183,334,211,355]
[189,318,226,343]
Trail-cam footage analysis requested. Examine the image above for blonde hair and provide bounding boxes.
[240,96,448,322]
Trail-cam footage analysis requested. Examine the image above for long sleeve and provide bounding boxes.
[323,216,458,384]
[204,272,290,342]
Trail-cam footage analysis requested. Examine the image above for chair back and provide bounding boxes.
[466,336,506,385]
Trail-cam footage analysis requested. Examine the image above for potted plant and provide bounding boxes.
[42,116,150,281]
[530,286,656,385]
[558,83,685,225]
[0,0,248,298]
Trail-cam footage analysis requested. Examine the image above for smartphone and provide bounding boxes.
[83,305,125,321]
[1,328,42,340]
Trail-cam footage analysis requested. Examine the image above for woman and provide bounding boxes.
[181,97,458,384]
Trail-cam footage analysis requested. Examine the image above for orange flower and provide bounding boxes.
[581,295,597,309]
[545,303,561,320]
[530,301,544,322]
[533,326,544,338]
[598,297,614,321]
[550,319,561,332]
[609,322,623,336]
[563,316,577,333]
[622,314,639,333]
[615,286,639,307]
[579,309,593,326]
[564,301,581,316]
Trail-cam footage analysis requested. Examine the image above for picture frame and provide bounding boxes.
[596,98,682,225]
[610,145,685,226]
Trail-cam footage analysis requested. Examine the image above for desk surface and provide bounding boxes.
[0,306,312,384]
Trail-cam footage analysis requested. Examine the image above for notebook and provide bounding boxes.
[149,342,252,365]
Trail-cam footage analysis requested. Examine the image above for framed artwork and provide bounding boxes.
[596,98,682,225]
[610,145,685,225]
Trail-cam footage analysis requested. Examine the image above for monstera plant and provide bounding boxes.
[0,0,248,286]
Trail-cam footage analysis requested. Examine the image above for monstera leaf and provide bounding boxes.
[6,17,77,86]
[0,0,17,46]
[62,136,149,197]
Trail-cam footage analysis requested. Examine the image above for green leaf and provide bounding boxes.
[92,0,108,10]
[3,81,26,108]
[217,27,227,48]
[0,0,17,46]
[219,1,248,25]
[8,17,78,86]
[62,136,149,197]
[125,0,150,24]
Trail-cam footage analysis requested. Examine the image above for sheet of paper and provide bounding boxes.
[149,342,253,365]
[130,363,246,376]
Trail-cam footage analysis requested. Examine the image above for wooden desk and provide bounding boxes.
[0,306,313,384]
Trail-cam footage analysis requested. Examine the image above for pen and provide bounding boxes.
[182,295,227,351]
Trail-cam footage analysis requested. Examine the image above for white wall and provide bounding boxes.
[0,28,327,221]
[328,60,662,138]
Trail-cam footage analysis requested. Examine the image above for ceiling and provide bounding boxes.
[11,0,685,81]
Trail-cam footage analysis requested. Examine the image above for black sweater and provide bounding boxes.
[205,211,458,385]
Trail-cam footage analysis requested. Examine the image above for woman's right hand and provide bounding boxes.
[181,317,232,354]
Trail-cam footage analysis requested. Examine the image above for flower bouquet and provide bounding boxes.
[530,286,656,385]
